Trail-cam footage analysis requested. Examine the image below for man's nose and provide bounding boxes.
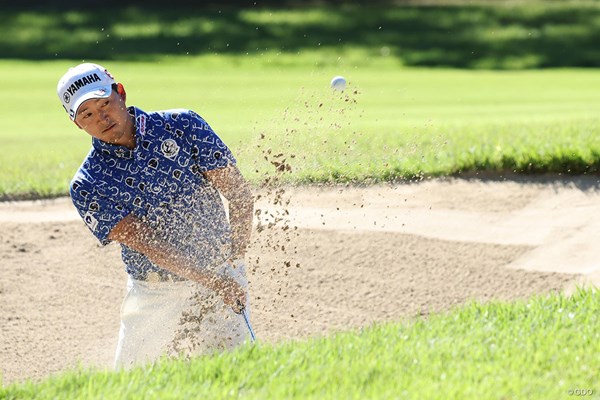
[98,110,109,122]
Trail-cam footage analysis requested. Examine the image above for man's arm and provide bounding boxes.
[204,164,254,260]
[108,214,246,309]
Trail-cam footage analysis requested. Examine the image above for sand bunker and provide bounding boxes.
[2,176,599,384]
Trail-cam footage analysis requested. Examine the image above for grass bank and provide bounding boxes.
[2,288,598,399]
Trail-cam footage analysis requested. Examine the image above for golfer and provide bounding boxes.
[56,63,255,368]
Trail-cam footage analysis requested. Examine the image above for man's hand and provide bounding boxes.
[213,275,246,313]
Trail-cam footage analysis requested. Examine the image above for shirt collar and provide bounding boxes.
[92,106,147,160]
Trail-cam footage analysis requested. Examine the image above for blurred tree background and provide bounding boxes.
[1,0,599,68]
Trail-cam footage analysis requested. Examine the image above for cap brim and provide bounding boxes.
[70,85,113,120]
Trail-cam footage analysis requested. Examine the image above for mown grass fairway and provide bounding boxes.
[2,59,600,198]
[2,1,600,198]
[1,289,598,399]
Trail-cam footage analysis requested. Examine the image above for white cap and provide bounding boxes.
[57,63,116,120]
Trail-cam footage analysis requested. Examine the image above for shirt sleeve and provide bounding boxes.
[70,173,130,246]
[185,110,236,172]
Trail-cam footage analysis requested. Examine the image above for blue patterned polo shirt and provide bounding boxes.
[70,106,235,280]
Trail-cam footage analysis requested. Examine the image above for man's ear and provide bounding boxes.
[116,83,126,102]
[73,119,83,129]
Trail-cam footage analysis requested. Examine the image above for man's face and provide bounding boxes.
[74,89,132,146]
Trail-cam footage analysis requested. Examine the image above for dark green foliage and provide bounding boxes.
[2,3,600,68]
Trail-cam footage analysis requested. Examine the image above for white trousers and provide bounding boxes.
[114,262,251,369]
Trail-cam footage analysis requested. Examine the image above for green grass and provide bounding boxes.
[2,288,598,399]
[2,2,600,69]
[2,58,600,198]
[3,2,600,198]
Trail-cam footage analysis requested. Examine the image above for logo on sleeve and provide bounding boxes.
[83,211,99,231]
[160,139,180,159]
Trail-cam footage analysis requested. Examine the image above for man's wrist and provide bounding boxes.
[210,272,232,294]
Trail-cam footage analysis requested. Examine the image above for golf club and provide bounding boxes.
[237,299,256,342]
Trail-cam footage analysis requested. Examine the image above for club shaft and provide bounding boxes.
[241,308,256,342]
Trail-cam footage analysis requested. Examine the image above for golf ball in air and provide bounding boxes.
[330,76,347,91]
